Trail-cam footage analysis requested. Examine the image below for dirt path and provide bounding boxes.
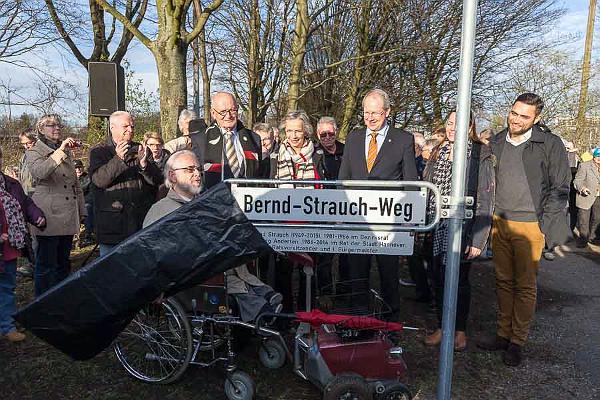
[1,245,598,399]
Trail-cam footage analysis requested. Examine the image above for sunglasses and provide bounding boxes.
[318,131,336,138]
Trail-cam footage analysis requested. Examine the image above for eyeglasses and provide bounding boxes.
[20,141,34,146]
[173,166,203,174]
[318,131,336,138]
[45,123,63,129]
[212,108,238,117]
[363,111,386,118]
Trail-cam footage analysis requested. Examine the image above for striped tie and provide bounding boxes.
[224,131,241,177]
[366,130,378,173]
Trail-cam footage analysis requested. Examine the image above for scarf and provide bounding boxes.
[275,140,317,182]
[39,135,60,151]
[0,175,28,250]
[430,141,473,262]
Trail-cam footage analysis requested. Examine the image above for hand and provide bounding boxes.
[59,137,77,151]
[138,143,148,169]
[35,216,46,227]
[464,246,482,260]
[0,233,7,242]
[115,141,129,160]
[581,187,591,196]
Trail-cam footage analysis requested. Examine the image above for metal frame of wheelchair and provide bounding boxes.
[113,179,452,400]
[113,273,289,400]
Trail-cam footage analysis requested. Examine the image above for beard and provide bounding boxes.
[178,181,202,196]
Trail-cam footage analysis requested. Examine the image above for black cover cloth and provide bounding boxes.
[15,183,271,360]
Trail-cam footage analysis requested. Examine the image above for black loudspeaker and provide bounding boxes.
[88,62,125,117]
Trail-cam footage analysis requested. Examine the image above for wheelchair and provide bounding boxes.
[112,270,287,400]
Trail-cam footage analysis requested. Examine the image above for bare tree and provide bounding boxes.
[0,0,53,66]
[95,0,224,140]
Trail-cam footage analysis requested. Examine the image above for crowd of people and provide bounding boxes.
[1,89,599,369]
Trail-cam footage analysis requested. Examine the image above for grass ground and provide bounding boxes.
[1,244,598,399]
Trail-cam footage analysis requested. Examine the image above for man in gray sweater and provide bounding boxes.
[143,150,202,227]
[479,93,570,366]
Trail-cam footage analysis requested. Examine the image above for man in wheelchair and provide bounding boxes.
[143,150,282,322]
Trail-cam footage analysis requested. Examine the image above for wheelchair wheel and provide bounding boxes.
[377,383,412,400]
[114,297,193,384]
[224,370,255,400]
[258,338,286,369]
[323,374,371,400]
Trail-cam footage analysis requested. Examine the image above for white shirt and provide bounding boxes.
[364,123,390,160]
[506,128,532,147]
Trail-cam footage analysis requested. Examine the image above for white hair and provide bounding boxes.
[109,111,132,127]
[280,110,313,138]
[362,88,391,110]
[317,116,337,131]
[178,109,197,126]
[164,150,198,189]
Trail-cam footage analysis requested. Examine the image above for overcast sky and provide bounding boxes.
[1,0,597,125]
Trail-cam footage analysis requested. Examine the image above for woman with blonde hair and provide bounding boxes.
[26,114,85,296]
[270,111,326,310]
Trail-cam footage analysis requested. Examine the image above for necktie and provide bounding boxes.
[224,131,241,177]
[366,131,378,173]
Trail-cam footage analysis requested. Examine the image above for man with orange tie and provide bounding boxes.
[338,88,418,318]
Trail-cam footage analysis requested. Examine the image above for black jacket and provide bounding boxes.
[191,121,263,189]
[490,125,570,248]
[338,126,418,181]
[89,140,163,244]
[424,141,495,253]
[315,140,344,180]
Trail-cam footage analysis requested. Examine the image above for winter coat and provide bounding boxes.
[573,160,600,210]
[142,189,188,228]
[490,126,570,248]
[18,153,35,196]
[1,174,45,264]
[25,139,85,236]
[191,121,263,189]
[423,141,495,253]
[89,139,163,245]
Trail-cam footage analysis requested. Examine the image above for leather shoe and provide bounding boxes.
[454,331,467,351]
[424,329,442,346]
[477,335,509,351]
[5,330,26,342]
[503,343,522,366]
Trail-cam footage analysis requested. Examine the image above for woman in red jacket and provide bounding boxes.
[0,147,46,342]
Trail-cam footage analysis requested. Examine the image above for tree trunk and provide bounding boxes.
[155,45,188,141]
[198,28,211,123]
[246,0,260,126]
[338,0,371,141]
[286,0,309,111]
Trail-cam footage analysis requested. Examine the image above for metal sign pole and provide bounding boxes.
[436,0,479,399]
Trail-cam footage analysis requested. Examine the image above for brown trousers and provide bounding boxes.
[492,215,545,346]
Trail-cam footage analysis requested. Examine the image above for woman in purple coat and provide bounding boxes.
[0,148,45,342]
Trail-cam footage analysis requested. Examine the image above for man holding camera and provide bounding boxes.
[89,111,163,256]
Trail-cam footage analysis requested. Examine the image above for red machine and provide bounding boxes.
[256,256,414,400]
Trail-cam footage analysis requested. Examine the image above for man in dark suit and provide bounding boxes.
[191,92,262,188]
[338,88,418,316]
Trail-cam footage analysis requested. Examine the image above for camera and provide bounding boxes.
[125,143,140,158]
[68,139,83,149]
